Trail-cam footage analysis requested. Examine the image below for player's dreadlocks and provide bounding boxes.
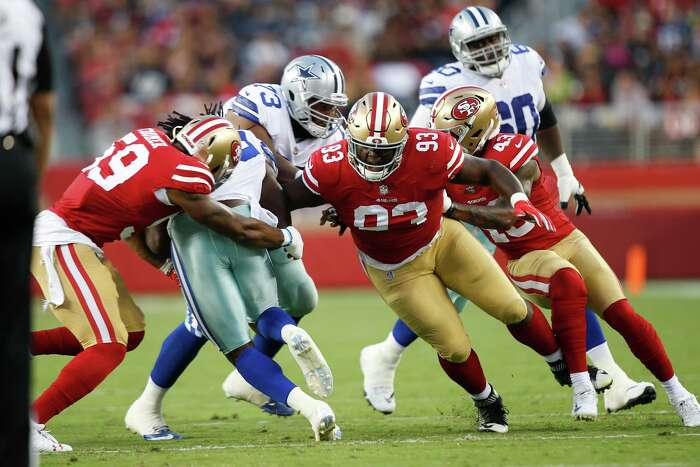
[158,102,226,140]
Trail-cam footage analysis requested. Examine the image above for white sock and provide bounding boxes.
[661,375,692,404]
[586,342,631,384]
[286,386,317,419]
[471,383,492,401]
[280,324,298,343]
[381,332,405,361]
[140,377,167,410]
[544,349,563,363]
[571,371,595,394]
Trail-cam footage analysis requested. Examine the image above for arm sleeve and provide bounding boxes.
[228,85,265,126]
[538,99,558,130]
[34,28,53,93]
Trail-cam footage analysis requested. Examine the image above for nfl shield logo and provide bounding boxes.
[385,270,395,281]
[379,185,389,195]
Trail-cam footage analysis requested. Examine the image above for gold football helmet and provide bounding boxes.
[430,86,500,154]
[175,116,242,182]
[347,92,408,182]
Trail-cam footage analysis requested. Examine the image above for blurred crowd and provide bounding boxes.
[53,0,699,154]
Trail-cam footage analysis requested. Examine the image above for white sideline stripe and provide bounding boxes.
[175,164,215,185]
[59,245,111,343]
[509,139,534,169]
[512,278,550,294]
[172,174,213,190]
[87,432,700,454]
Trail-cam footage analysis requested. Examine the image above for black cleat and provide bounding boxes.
[549,361,613,393]
[474,385,509,433]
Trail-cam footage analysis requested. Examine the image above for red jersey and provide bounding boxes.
[51,128,214,246]
[303,128,465,266]
[447,133,574,259]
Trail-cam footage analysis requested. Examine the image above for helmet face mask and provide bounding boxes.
[430,86,501,155]
[281,55,348,138]
[346,92,408,182]
[449,7,512,78]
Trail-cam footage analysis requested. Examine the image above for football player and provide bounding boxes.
[218,55,348,410]
[284,91,598,432]
[126,115,340,442]
[361,5,650,415]
[30,114,302,451]
[431,85,700,427]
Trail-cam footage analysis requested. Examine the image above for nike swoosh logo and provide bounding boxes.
[514,140,523,149]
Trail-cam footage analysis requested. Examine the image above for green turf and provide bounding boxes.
[33,283,700,466]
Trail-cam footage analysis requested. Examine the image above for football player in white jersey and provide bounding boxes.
[360,6,655,415]
[217,55,349,413]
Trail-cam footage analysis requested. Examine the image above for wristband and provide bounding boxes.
[510,192,528,208]
[550,153,574,178]
[281,228,292,247]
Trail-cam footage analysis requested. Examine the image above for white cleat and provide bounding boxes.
[307,400,341,441]
[283,326,333,398]
[31,421,73,453]
[673,394,700,427]
[222,369,269,406]
[125,397,182,441]
[572,388,598,421]
[604,379,656,413]
[360,343,399,414]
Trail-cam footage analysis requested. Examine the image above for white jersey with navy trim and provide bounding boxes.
[212,129,278,226]
[410,44,546,139]
[223,83,346,168]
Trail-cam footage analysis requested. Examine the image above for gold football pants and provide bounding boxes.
[507,229,625,315]
[31,244,145,348]
[364,219,527,363]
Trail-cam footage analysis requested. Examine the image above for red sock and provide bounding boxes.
[33,343,126,424]
[603,299,674,381]
[507,302,559,356]
[549,268,588,373]
[438,350,488,396]
[32,327,83,356]
[127,331,145,351]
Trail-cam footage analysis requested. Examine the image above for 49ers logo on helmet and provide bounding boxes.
[452,97,481,120]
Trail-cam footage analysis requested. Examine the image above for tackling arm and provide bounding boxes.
[260,162,292,228]
[124,230,167,269]
[283,175,327,211]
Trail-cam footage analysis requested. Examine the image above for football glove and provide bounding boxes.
[320,207,348,236]
[551,153,591,215]
[511,193,556,232]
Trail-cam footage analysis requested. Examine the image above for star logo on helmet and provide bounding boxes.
[294,64,320,81]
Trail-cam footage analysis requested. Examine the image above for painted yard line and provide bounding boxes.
[85,432,700,454]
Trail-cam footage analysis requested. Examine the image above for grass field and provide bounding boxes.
[33,282,700,466]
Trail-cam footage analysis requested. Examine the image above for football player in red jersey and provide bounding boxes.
[30,113,304,449]
[283,91,593,432]
[432,85,700,427]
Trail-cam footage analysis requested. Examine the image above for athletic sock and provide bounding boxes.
[286,387,317,419]
[585,307,607,349]
[31,327,82,356]
[438,350,488,396]
[33,342,126,424]
[150,323,207,389]
[549,268,588,374]
[603,299,674,382]
[380,331,406,362]
[507,303,559,357]
[253,316,302,357]
[256,307,296,343]
[139,377,167,410]
[661,375,692,404]
[586,341,632,384]
[235,346,296,404]
[391,319,418,348]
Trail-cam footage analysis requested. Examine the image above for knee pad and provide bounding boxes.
[550,268,587,300]
[283,279,318,318]
[126,330,145,352]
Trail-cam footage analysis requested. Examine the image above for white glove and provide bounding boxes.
[550,154,591,215]
[281,226,304,260]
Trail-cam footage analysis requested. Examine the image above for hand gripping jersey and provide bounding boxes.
[302,128,465,268]
[224,83,346,167]
[411,44,546,139]
[446,133,574,260]
[49,128,213,246]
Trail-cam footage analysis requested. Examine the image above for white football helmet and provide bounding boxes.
[280,55,348,138]
[449,6,512,78]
